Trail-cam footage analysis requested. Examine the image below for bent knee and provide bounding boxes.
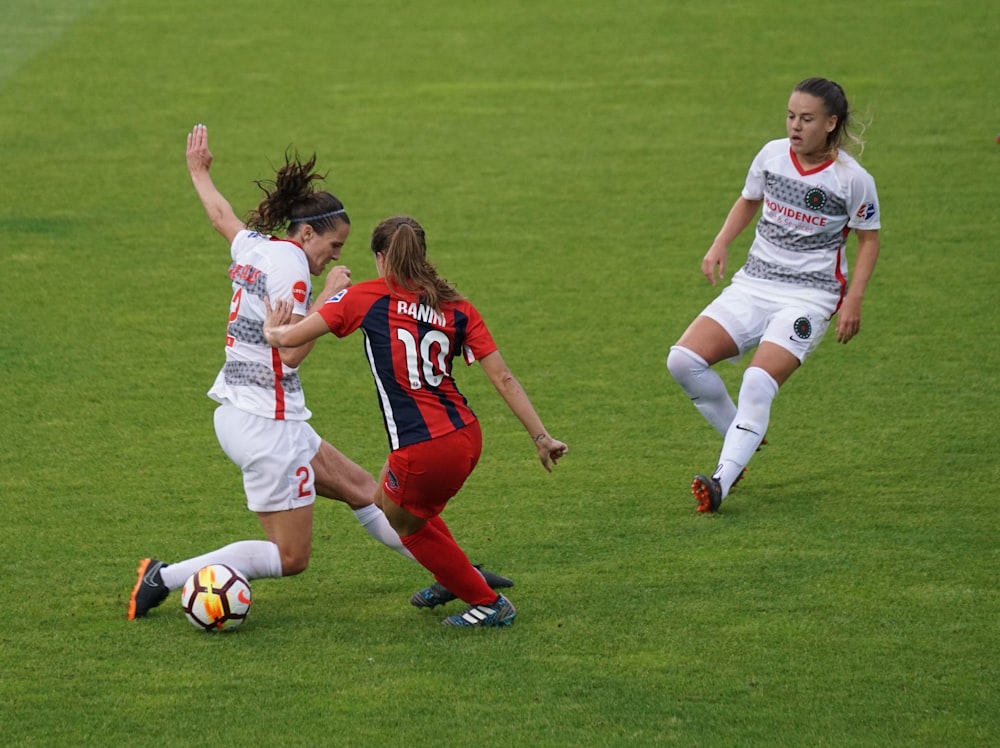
[667,345,705,381]
[280,552,311,577]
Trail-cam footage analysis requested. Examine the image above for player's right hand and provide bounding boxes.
[701,242,729,286]
[186,124,213,175]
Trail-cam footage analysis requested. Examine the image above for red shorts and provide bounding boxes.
[382,421,483,519]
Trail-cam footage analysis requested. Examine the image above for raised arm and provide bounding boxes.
[186,124,245,245]
[478,351,568,471]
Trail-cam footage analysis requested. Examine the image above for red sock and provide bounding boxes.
[401,522,495,605]
[427,514,456,542]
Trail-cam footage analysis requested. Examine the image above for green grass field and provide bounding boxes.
[2,0,998,745]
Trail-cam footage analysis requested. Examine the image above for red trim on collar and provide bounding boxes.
[270,236,303,250]
[789,147,833,176]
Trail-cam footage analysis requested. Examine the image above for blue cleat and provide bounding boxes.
[410,566,514,609]
[441,594,517,627]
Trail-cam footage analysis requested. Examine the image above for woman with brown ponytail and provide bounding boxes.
[666,78,881,514]
[129,128,516,622]
[264,216,568,627]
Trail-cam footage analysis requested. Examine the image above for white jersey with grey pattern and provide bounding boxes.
[207,229,313,420]
[733,138,880,316]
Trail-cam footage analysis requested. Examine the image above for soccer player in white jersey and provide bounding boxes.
[128,125,511,619]
[666,78,881,513]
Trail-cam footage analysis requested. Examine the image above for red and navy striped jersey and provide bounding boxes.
[319,278,498,450]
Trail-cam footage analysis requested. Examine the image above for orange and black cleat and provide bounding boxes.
[128,558,170,620]
[692,474,723,514]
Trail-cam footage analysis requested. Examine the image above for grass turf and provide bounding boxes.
[1,0,998,745]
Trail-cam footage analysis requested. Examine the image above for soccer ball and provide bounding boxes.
[181,564,252,632]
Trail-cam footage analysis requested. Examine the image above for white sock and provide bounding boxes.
[715,366,779,497]
[667,345,737,436]
[159,540,283,590]
[353,504,416,560]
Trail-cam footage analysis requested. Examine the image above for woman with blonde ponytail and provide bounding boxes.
[265,215,568,627]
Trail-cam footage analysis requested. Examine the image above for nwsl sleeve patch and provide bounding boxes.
[855,202,877,221]
[326,289,348,304]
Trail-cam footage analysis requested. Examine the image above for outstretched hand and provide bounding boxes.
[534,435,569,472]
[186,124,213,176]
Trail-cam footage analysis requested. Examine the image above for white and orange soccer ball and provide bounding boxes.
[180,564,252,632]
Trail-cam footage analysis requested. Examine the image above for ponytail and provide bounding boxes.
[246,151,349,236]
[371,216,462,312]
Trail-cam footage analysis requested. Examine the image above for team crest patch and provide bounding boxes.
[793,317,812,339]
[386,468,399,491]
[804,188,827,211]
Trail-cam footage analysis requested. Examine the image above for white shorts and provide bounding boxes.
[700,280,831,363]
[213,403,321,512]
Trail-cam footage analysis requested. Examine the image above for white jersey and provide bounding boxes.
[733,138,880,316]
[207,229,313,420]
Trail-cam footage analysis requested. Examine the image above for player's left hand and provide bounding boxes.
[835,297,862,343]
[263,296,294,347]
[322,265,353,298]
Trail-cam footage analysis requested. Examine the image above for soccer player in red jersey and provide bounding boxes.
[264,216,568,627]
[128,129,511,622]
